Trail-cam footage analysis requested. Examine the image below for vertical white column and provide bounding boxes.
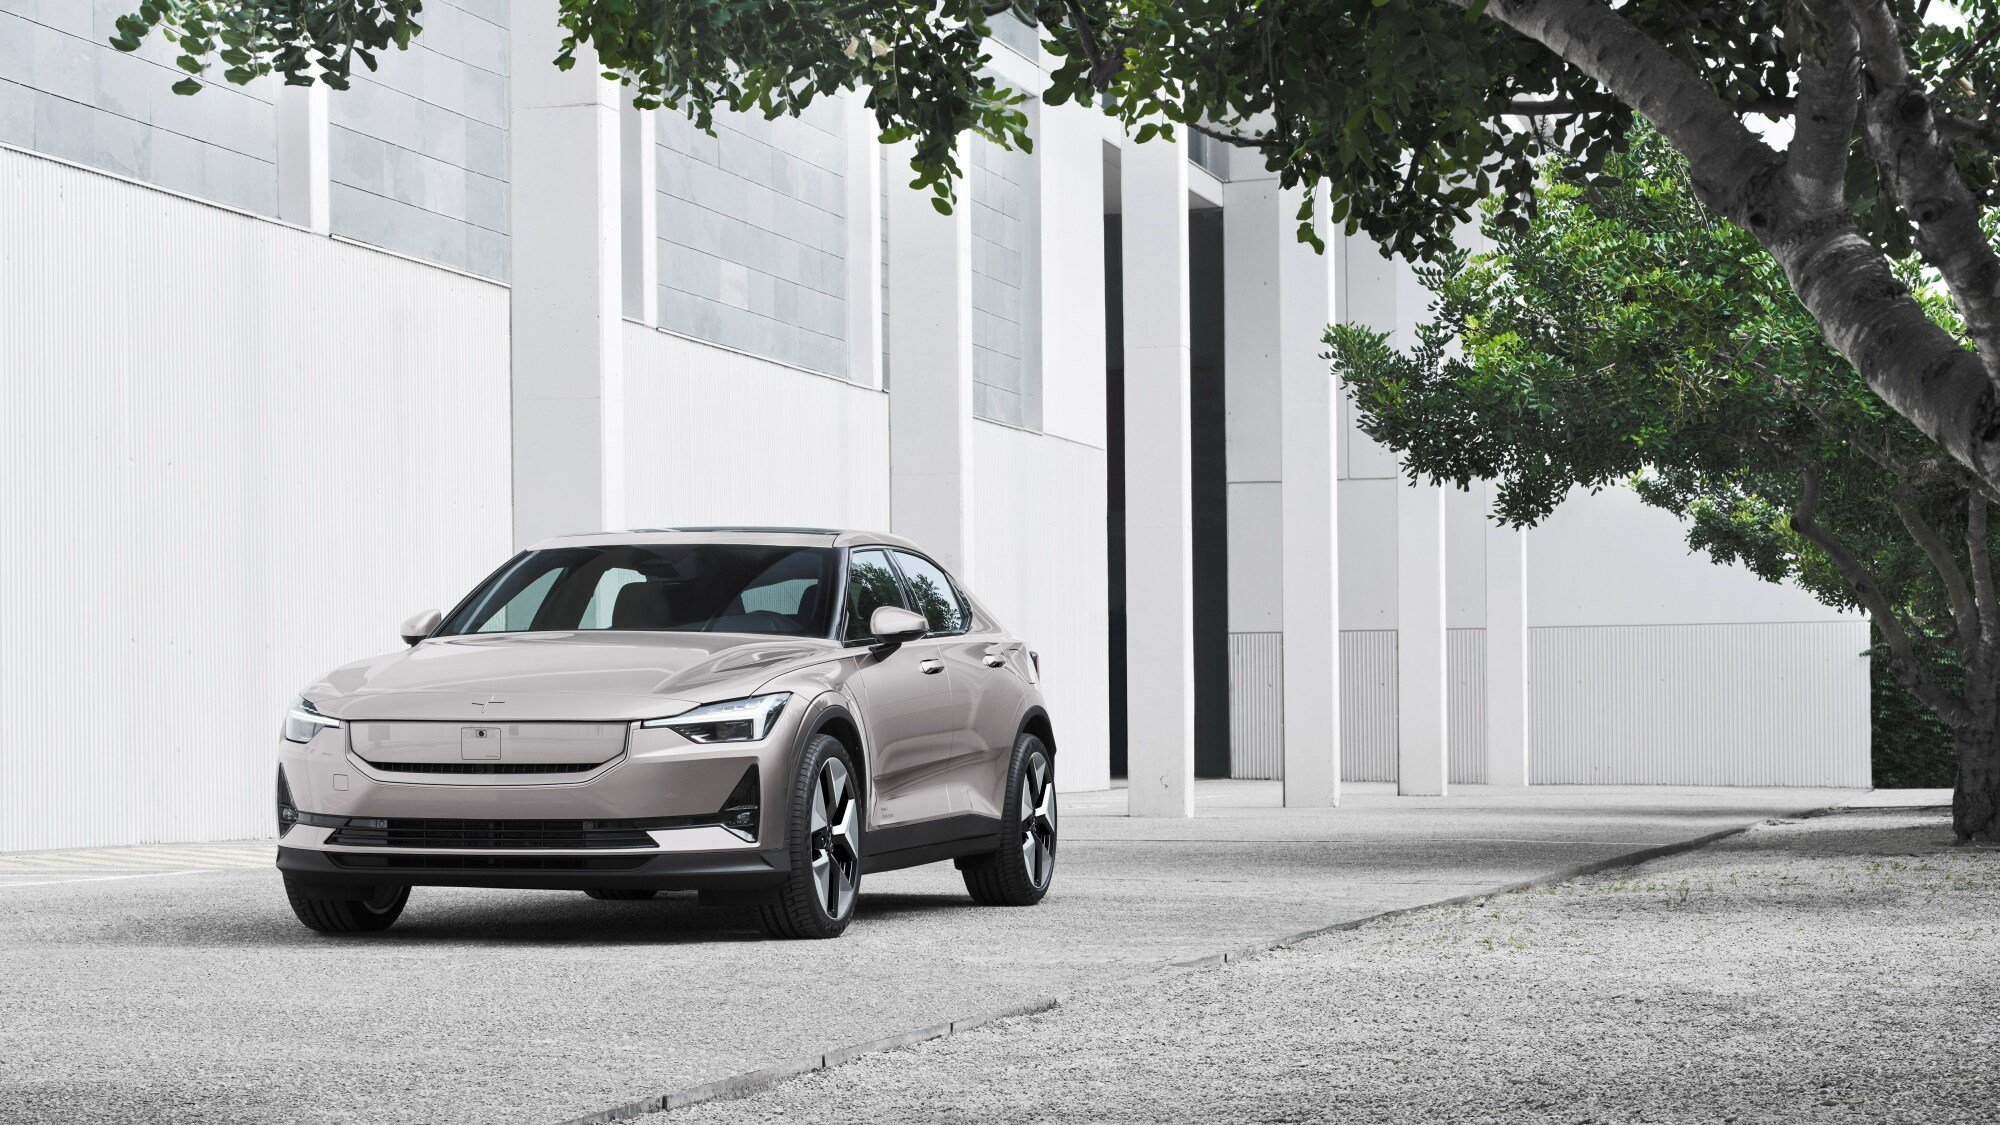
[1485,507,1531,786]
[1121,129,1194,818]
[844,95,884,389]
[1396,475,1448,795]
[510,1,625,548]
[1278,185,1341,807]
[1221,175,1284,782]
[275,84,329,234]
[619,99,659,326]
[885,138,974,576]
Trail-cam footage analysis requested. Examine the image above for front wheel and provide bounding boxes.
[756,733,863,939]
[284,879,410,934]
[960,733,1056,906]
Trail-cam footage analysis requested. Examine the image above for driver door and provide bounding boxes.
[842,549,962,833]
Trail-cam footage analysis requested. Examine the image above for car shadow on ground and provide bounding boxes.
[54,884,991,950]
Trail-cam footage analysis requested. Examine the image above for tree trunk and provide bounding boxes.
[1955,725,2000,842]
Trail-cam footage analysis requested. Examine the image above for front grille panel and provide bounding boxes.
[328,853,652,871]
[326,817,658,850]
[362,760,601,776]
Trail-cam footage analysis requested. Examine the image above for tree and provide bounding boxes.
[109,2,2000,500]
[1327,127,1997,840]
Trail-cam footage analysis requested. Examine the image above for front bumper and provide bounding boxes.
[275,843,788,893]
[274,695,828,892]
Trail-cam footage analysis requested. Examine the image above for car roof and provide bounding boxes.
[524,527,927,553]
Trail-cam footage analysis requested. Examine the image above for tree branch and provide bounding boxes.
[1189,121,1268,149]
[1457,0,2000,499]
[1850,0,2000,391]
[1058,0,1122,88]
[1889,483,1982,659]
[1790,462,1975,726]
[1787,2,1861,210]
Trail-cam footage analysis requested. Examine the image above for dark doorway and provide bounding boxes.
[1105,213,1128,779]
[1189,208,1229,779]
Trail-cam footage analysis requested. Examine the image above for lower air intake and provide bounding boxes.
[326,818,658,850]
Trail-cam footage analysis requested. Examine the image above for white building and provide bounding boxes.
[0,2,1869,852]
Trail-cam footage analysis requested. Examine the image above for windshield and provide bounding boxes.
[437,544,840,638]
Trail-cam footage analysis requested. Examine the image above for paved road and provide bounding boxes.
[662,807,1997,1125]
[0,782,1859,1125]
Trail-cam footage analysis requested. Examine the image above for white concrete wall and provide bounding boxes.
[1301,242,1869,788]
[971,422,1112,794]
[0,146,512,851]
[622,322,891,530]
[1527,485,1870,786]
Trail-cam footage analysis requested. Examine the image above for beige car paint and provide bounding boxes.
[277,530,1049,876]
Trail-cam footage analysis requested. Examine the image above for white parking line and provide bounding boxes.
[0,869,210,889]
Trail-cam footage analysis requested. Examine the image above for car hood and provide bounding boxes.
[303,631,843,722]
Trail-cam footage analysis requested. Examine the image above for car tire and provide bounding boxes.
[756,732,863,939]
[284,879,410,934]
[583,888,658,901]
[960,733,1057,906]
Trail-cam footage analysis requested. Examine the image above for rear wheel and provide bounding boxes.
[284,880,410,934]
[961,734,1056,906]
[583,888,658,901]
[757,733,862,939]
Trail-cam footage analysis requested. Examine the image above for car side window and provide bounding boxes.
[844,549,909,642]
[891,551,968,636]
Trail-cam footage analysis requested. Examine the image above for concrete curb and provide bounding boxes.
[1166,820,1769,969]
[552,811,1820,1123]
[549,998,1060,1125]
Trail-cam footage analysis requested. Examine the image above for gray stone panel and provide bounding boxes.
[971,131,1034,427]
[0,2,277,214]
[326,0,509,279]
[655,98,849,379]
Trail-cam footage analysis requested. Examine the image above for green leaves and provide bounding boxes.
[1329,125,1987,724]
[109,1,425,95]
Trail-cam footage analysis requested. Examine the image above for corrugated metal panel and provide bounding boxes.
[1531,621,1871,786]
[1449,627,1486,784]
[0,147,512,852]
[1341,630,1398,782]
[1228,632,1283,779]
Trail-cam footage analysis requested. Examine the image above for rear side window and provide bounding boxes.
[891,551,968,635]
[843,549,908,641]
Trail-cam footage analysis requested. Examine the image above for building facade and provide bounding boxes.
[0,1,1869,851]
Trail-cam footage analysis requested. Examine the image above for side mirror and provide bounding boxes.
[868,606,929,648]
[400,608,442,647]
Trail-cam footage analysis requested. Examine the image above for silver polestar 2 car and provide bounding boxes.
[274,528,1059,939]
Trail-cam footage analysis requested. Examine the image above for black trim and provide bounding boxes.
[277,845,788,893]
[361,759,602,775]
[1017,706,1055,752]
[862,813,1003,874]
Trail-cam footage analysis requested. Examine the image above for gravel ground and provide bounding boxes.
[661,809,1997,1125]
[3,782,1852,1125]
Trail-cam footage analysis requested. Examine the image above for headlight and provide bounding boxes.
[639,693,790,743]
[282,697,342,744]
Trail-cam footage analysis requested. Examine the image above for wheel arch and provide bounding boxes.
[805,700,868,798]
[1018,706,1056,760]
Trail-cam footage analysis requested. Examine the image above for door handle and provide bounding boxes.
[982,654,1007,668]
[918,658,944,675]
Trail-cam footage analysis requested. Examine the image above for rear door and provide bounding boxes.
[889,550,1028,823]
[842,549,963,831]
